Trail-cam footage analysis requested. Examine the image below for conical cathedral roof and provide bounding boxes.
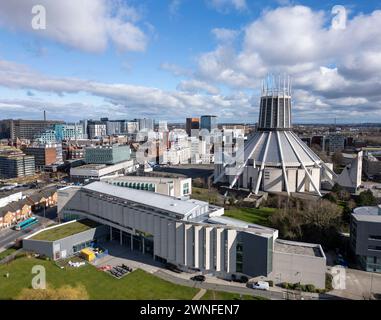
[244,130,322,167]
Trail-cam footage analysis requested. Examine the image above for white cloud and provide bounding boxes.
[207,0,247,12]
[177,80,220,95]
[160,63,193,77]
[211,28,239,43]
[0,0,147,53]
[191,6,381,121]
[0,59,254,122]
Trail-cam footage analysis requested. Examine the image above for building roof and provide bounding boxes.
[29,219,99,241]
[83,181,208,218]
[352,206,381,222]
[245,130,322,167]
[105,175,189,183]
[206,216,277,237]
[274,239,325,258]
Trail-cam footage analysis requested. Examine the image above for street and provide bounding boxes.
[0,206,57,250]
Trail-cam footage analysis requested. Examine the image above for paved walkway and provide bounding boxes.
[93,241,324,300]
[192,288,207,300]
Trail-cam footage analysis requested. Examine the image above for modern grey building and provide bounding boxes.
[23,219,109,260]
[0,148,35,179]
[85,145,131,165]
[56,182,326,287]
[351,205,381,273]
[137,118,154,131]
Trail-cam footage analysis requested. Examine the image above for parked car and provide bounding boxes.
[190,275,206,282]
[251,281,270,291]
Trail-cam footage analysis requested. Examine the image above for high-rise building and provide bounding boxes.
[200,115,217,133]
[23,143,63,169]
[0,147,35,178]
[186,117,200,136]
[127,121,139,134]
[137,118,154,131]
[54,124,84,141]
[87,121,107,139]
[0,119,64,140]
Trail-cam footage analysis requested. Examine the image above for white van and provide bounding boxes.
[251,281,270,291]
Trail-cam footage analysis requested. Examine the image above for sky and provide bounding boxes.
[0,0,380,124]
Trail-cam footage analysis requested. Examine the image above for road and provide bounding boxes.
[328,267,381,300]
[0,206,57,250]
[154,270,285,300]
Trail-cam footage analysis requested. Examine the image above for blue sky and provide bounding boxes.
[0,0,380,124]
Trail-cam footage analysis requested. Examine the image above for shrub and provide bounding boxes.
[325,273,333,291]
[305,284,316,292]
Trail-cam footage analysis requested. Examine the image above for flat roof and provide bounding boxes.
[106,176,189,183]
[83,181,209,217]
[207,216,276,237]
[274,239,324,258]
[353,206,381,222]
[31,219,100,241]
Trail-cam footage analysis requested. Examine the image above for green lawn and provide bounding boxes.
[31,219,99,241]
[202,290,268,300]
[0,256,198,300]
[0,247,17,261]
[224,207,276,226]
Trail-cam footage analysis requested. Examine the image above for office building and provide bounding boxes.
[351,205,381,273]
[85,145,131,165]
[54,124,84,141]
[138,118,154,131]
[23,144,63,169]
[0,148,35,179]
[105,176,192,198]
[200,115,217,133]
[325,134,345,154]
[87,121,107,139]
[69,160,135,183]
[186,118,200,136]
[0,119,64,140]
[127,121,139,134]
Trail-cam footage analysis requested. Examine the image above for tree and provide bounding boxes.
[356,190,377,206]
[332,152,344,167]
[269,198,343,249]
[323,192,338,204]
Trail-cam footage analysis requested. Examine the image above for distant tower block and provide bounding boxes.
[214,75,337,196]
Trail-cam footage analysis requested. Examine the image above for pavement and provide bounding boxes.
[93,241,322,300]
[328,266,381,300]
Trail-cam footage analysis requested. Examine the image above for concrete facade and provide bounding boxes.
[351,206,381,273]
[271,239,326,288]
[23,221,108,260]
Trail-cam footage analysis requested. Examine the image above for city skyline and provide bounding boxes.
[0,1,380,123]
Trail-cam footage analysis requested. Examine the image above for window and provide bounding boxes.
[369,235,381,241]
[183,182,190,195]
[368,245,381,251]
[236,240,243,273]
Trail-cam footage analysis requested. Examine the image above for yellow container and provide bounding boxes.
[80,248,95,262]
